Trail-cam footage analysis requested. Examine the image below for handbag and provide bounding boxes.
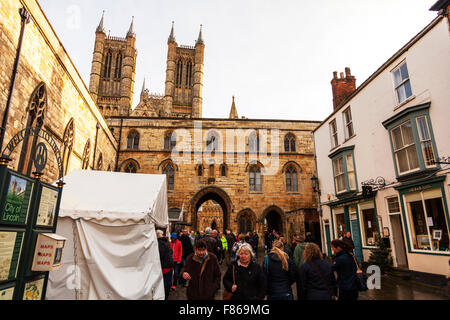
[351,254,368,291]
[309,261,338,300]
[222,264,235,300]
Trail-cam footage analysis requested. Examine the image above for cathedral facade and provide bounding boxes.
[90,16,321,243]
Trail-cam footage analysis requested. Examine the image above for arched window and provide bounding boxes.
[164,132,176,150]
[176,59,183,88]
[163,163,175,190]
[220,164,227,177]
[18,82,47,175]
[114,52,123,79]
[81,140,91,170]
[249,132,259,153]
[97,153,103,171]
[62,118,75,176]
[124,162,137,173]
[103,51,112,78]
[285,166,298,192]
[127,130,139,149]
[206,132,218,152]
[284,133,296,152]
[209,164,215,177]
[197,165,203,176]
[249,165,261,192]
[185,61,193,87]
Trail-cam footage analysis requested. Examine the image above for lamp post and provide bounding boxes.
[0,7,30,153]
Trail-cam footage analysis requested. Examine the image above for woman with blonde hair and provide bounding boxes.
[262,240,296,300]
[296,242,337,300]
[223,243,266,300]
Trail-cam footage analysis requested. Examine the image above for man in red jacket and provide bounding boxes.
[170,232,183,291]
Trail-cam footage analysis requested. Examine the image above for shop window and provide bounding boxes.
[405,189,449,252]
[359,202,377,246]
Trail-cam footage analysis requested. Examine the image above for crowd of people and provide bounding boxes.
[156,227,362,301]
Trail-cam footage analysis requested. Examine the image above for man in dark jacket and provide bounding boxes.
[342,232,355,252]
[251,231,259,258]
[331,239,358,300]
[203,227,222,257]
[156,230,174,300]
[225,230,236,263]
[181,239,221,300]
[178,228,194,287]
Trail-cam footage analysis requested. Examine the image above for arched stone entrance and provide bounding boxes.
[189,186,233,232]
[261,205,285,235]
[236,208,257,234]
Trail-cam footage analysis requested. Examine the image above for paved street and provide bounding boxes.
[168,251,447,301]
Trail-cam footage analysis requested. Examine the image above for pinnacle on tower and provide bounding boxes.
[196,24,204,45]
[168,21,176,43]
[127,16,136,38]
[141,77,148,96]
[96,10,106,33]
[229,96,238,119]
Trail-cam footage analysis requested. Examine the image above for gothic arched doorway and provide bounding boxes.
[190,186,233,232]
[262,205,285,235]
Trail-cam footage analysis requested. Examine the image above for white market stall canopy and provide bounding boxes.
[47,170,169,300]
[58,169,168,227]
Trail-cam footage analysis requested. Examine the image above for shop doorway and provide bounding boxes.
[390,214,408,268]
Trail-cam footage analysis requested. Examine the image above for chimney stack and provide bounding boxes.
[331,67,356,110]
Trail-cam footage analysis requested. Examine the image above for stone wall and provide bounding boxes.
[0,0,117,183]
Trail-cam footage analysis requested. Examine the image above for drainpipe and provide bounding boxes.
[92,122,100,169]
[114,118,123,172]
[0,7,30,153]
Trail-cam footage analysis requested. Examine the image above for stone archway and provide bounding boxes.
[261,205,286,235]
[189,186,233,232]
[235,208,257,234]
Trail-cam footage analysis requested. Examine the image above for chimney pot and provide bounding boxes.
[333,71,338,79]
[340,72,344,79]
[345,67,351,77]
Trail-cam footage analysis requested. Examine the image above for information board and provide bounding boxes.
[36,186,58,227]
[1,174,33,225]
[0,231,24,281]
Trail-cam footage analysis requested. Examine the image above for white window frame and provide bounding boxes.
[415,116,436,168]
[342,107,354,140]
[329,119,338,149]
[390,120,420,175]
[333,156,346,194]
[392,61,413,105]
[386,196,401,215]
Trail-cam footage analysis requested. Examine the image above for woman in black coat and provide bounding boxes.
[297,242,337,300]
[331,239,358,300]
[223,243,266,300]
[263,240,296,300]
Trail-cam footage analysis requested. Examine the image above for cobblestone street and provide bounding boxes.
[169,250,448,301]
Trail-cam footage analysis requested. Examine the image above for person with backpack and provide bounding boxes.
[330,239,358,300]
[262,240,296,300]
[297,242,337,300]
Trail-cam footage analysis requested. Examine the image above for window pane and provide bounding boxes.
[417,117,430,141]
[393,69,402,87]
[387,197,400,213]
[422,141,436,166]
[396,149,409,173]
[400,63,409,81]
[286,172,291,191]
[392,127,403,150]
[401,121,414,145]
[407,200,430,250]
[290,139,296,152]
[284,138,289,152]
[347,122,354,138]
[397,85,406,103]
[362,208,377,246]
[293,172,298,192]
[346,154,354,171]
[335,213,346,239]
[336,175,346,193]
[406,145,419,170]
[348,172,356,190]
[424,197,449,252]
[404,80,412,99]
[256,172,261,191]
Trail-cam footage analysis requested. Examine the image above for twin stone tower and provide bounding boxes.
[88,13,205,119]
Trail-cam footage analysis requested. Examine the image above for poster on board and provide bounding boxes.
[1,175,33,225]
[0,232,24,281]
[0,286,15,300]
[23,277,45,300]
[36,187,58,227]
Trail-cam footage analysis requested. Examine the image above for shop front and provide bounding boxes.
[396,176,450,275]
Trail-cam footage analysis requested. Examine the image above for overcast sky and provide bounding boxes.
[39,0,438,121]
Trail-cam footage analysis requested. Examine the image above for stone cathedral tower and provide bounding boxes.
[89,12,137,117]
[164,23,205,118]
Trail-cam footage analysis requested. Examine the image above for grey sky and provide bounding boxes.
[39,0,437,121]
